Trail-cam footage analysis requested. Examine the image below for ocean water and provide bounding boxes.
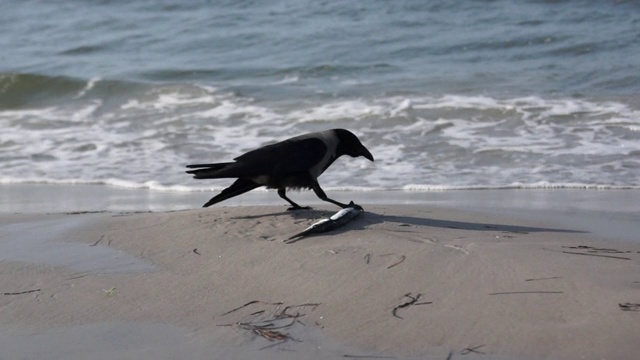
[1,0,639,193]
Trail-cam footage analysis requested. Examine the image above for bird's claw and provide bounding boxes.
[346,201,364,211]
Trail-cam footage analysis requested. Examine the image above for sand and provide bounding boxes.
[1,189,640,359]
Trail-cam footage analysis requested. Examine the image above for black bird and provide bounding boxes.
[186,129,374,210]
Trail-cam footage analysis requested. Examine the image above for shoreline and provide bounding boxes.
[2,183,639,243]
[1,200,639,359]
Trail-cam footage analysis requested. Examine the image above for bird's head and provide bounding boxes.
[333,129,374,161]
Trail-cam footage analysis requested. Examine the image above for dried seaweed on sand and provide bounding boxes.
[218,301,321,343]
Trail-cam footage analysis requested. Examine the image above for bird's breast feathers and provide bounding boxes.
[307,131,339,179]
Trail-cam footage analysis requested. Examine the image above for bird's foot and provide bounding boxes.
[287,205,312,211]
[345,201,364,211]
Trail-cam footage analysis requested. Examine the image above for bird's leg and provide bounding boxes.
[312,183,363,210]
[278,188,311,210]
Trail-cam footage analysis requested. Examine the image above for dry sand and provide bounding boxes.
[1,204,639,360]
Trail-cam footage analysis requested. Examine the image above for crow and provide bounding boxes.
[186,129,374,210]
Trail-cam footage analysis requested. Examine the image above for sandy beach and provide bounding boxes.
[4,1,640,358]
[1,186,639,360]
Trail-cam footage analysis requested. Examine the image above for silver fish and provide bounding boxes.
[285,205,363,243]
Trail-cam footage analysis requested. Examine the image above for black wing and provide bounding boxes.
[233,137,328,177]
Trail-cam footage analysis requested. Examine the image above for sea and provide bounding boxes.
[1,0,639,194]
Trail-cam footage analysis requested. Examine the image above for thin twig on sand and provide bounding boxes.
[379,254,406,269]
[563,245,634,254]
[561,250,630,261]
[219,300,284,316]
[619,303,640,311]
[3,289,41,296]
[386,255,406,269]
[392,293,432,319]
[90,235,105,247]
[489,291,563,295]
[525,276,561,282]
[460,344,486,355]
[276,303,321,319]
[561,245,637,260]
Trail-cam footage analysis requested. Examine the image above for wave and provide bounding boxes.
[3,71,637,117]
[0,72,146,109]
[2,73,639,191]
[0,177,222,192]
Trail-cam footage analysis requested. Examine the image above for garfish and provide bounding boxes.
[285,204,363,243]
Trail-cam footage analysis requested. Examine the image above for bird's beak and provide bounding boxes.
[361,148,374,162]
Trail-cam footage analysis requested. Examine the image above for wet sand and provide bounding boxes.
[1,186,639,359]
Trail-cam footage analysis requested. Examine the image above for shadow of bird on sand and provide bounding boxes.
[231,208,587,242]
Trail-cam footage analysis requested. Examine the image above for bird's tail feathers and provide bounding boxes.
[203,178,260,207]
[185,162,234,179]
[186,162,233,169]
